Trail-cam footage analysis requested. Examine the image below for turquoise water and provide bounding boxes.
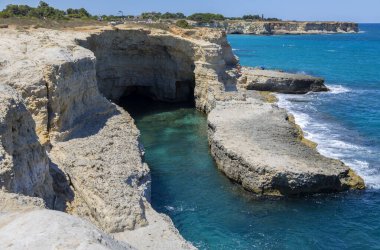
[123,24,380,249]
[229,24,380,187]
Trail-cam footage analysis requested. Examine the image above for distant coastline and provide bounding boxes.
[190,20,359,35]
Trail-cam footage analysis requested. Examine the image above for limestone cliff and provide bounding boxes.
[194,21,359,35]
[0,24,364,249]
[0,27,196,249]
[79,27,238,113]
[0,85,54,207]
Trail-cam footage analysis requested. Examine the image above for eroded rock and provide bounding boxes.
[0,85,54,207]
[239,67,328,94]
[208,92,364,195]
[0,209,134,250]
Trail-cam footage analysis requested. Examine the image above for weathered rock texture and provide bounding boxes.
[0,23,364,249]
[0,209,134,250]
[0,27,195,249]
[78,27,238,113]
[239,67,328,94]
[208,92,364,196]
[196,21,359,35]
[0,85,54,207]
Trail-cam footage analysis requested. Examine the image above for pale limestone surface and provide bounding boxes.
[0,25,365,250]
[0,190,46,211]
[0,85,54,207]
[78,26,238,113]
[208,92,364,195]
[114,202,196,250]
[0,209,134,250]
[0,28,196,249]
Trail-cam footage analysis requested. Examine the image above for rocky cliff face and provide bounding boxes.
[79,28,238,113]
[202,21,359,35]
[0,85,54,207]
[0,24,364,249]
[0,27,195,249]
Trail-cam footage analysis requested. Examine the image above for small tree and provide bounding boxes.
[176,20,191,29]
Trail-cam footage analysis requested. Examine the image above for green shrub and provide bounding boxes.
[0,11,11,18]
[0,1,90,20]
[176,19,191,29]
[187,13,225,23]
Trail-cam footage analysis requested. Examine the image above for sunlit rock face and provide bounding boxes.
[0,85,55,208]
[80,28,239,113]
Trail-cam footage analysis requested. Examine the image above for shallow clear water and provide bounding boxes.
[123,24,380,249]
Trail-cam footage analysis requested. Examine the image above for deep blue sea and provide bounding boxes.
[124,24,380,249]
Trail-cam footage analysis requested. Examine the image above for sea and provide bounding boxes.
[123,24,380,249]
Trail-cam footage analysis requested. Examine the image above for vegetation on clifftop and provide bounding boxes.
[175,20,191,29]
[187,13,225,22]
[0,1,95,20]
[0,2,281,23]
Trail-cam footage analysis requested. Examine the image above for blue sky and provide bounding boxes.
[0,0,379,23]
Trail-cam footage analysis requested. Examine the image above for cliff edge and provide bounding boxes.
[0,23,364,249]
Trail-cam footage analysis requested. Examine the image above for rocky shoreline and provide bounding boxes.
[208,91,364,196]
[0,25,364,249]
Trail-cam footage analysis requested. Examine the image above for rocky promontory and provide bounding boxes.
[0,23,364,249]
[208,92,364,196]
[239,67,328,94]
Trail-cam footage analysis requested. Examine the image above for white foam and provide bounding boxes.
[296,71,308,75]
[344,160,380,189]
[164,206,175,211]
[164,204,196,213]
[276,93,380,189]
[327,84,350,94]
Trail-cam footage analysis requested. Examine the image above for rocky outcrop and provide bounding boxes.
[0,85,54,208]
[78,27,238,113]
[195,21,359,35]
[0,27,195,249]
[208,92,364,196]
[239,67,328,94]
[0,23,365,249]
[0,209,134,250]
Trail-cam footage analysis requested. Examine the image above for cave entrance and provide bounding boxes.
[118,89,195,120]
[79,30,197,108]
